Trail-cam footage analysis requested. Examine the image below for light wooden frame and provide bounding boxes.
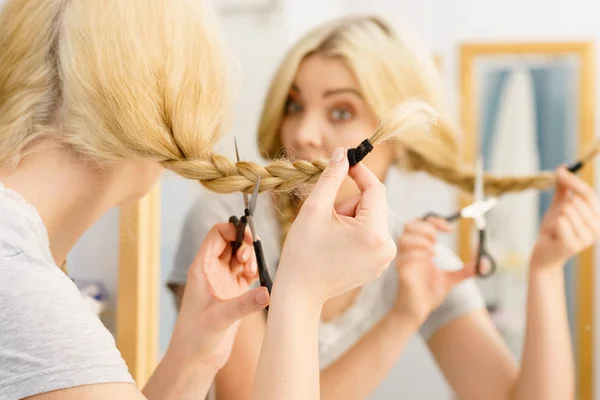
[460,41,595,399]
[116,184,160,388]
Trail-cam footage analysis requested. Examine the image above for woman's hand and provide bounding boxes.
[531,166,600,269]
[393,217,476,325]
[276,147,398,307]
[251,147,398,400]
[166,223,269,371]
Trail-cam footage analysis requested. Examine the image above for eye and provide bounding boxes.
[330,108,353,122]
[285,99,303,115]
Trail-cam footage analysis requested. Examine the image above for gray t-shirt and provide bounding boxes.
[167,190,486,368]
[0,183,134,400]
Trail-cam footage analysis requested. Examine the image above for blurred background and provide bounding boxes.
[59,0,600,398]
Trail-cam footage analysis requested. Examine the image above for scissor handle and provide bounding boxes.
[229,215,247,256]
[476,229,496,278]
[253,240,273,293]
[422,211,461,223]
[422,212,444,221]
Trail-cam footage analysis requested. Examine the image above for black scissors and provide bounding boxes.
[229,138,273,294]
[423,157,498,278]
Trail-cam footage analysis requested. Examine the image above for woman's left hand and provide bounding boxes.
[167,222,269,371]
[531,167,600,269]
[393,217,477,325]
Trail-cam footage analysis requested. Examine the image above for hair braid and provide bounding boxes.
[164,99,599,202]
[162,154,328,194]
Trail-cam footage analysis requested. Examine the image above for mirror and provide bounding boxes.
[459,41,595,399]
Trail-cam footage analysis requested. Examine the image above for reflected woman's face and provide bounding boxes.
[280,54,395,200]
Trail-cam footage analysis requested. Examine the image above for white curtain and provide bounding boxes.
[485,68,540,360]
[487,68,540,272]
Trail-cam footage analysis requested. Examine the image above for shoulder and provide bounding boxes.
[186,189,240,223]
[0,256,133,398]
[378,242,486,340]
[420,243,486,339]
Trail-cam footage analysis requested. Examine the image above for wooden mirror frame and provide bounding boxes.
[117,185,160,387]
[459,41,595,399]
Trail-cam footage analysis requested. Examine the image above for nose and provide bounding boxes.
[290,111,324,154]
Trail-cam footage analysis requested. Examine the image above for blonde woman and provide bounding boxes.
[169,16,600,399]
[0,1,401,399]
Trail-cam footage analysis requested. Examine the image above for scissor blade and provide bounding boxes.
[234,136,241,163]
[474,156,484,202]
[249,176,260,216]
[460,198,498,219]
[234,137,250,209]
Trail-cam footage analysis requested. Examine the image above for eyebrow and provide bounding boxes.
[289,84,363,99]
[323,88,363,99]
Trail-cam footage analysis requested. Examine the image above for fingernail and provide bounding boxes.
[331,147,346,162]
[241,247,250,262]
[255,290,269,305]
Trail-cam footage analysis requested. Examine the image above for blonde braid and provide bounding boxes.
[404,149,556,196]
[164,99,599,203]
[163,155,327,194]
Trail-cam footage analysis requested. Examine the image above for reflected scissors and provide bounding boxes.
[229,138,273,293]
[423,157,498,277]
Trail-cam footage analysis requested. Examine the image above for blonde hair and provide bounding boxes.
[1,4,596,232]
[0,0,229,168]
[253,16,600,239]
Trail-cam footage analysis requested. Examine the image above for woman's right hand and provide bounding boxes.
[393,218,476,325]
[276,147,397,305]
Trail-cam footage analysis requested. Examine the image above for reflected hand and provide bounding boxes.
[394,217,477,324]
[531,167,600,269]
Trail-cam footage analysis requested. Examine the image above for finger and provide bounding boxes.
[214,222,239,242]
[335,193,361,217]
[210,287,270,332]
[347,162,387,227]
[444,260,476,284]
[556,215,579,253]
[243,226,253,244]
[560,201,588,243]
[558,169,600,222]
[235,242,254,265]
[242,257,259,282]
[303,147,349,215]
[571,195,600,237]
[424,216,454,233]
[403,221,438,243]
[191,223,237,270]
[397,248,434,262]
[399,233,435,252]
[556,167,598,206]
[548,166,572,208]
[242,248,258,280]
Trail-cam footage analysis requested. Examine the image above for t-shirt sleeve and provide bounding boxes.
[419,277,486,340]
[418,244,486,340]
[166,191,238,288]
[0,257,134,400]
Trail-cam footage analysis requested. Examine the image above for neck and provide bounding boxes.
[0,141,117,266]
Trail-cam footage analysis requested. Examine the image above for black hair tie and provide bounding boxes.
[347,139,374,166]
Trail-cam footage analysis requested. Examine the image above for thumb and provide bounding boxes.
[303,147,349,214]
[444,260,477,285]
[550,165,571,206]
[211,287,270,332]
